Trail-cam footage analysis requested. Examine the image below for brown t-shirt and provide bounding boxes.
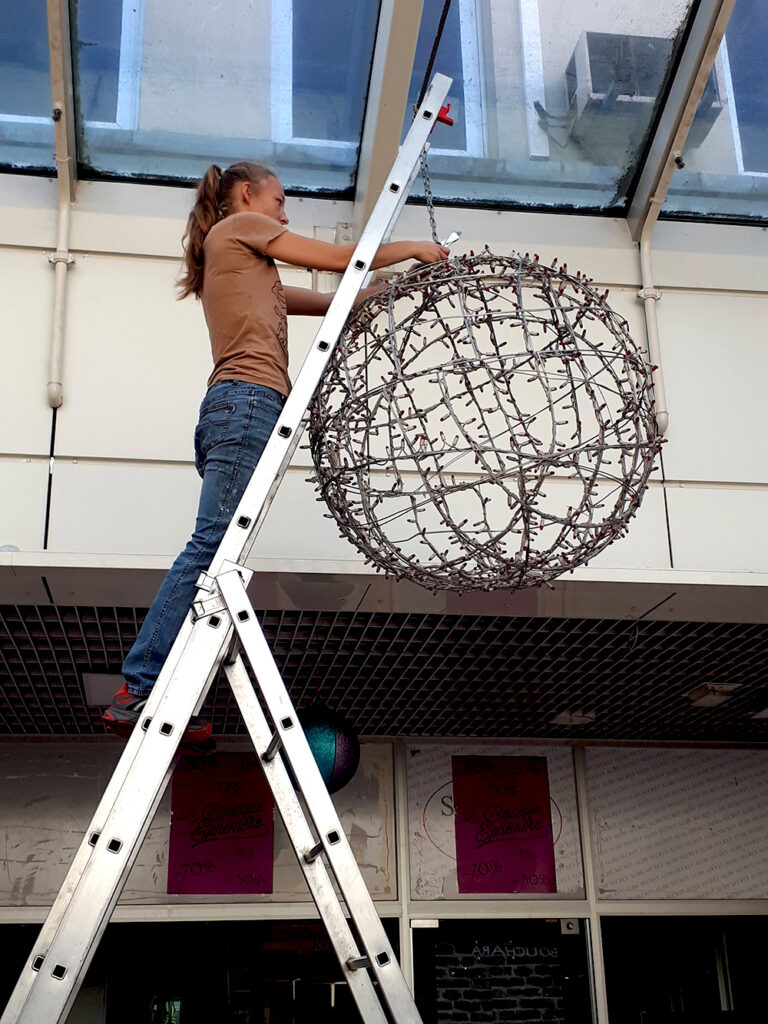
[202,212,290,395]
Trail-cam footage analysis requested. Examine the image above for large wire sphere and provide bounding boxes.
[309,251,662,592]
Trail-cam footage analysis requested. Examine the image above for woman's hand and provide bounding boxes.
[410,242,450,264]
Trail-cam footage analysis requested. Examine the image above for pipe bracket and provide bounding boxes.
[49,251,75,267]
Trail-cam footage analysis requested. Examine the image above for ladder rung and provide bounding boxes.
[347,956,372,971]
[347,953,391,972]
[262,733,282,761]
[304,842,324,864]
[262,715,296,761]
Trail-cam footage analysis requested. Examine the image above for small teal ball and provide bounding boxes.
[298,704,360,794]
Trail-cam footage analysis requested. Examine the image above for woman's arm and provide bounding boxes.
[283,283,386,317]
[283,287,333,316]
[266,232,448,273]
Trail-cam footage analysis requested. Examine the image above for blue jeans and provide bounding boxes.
[122,380,286,696]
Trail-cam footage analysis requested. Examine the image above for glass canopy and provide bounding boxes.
[0,0,55,171]
[408,0,697,212]
[664,0,768,221]
[0,0,765,224]
[67,0,380,191]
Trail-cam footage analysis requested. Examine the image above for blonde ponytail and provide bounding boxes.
[178,164,224,299]
[178,161,275,300]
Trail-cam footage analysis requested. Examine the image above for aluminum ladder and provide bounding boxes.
[2,73,452,1024]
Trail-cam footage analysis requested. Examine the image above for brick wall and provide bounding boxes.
[428,939,566,1023]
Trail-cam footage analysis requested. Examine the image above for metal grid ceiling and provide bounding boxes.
[1,604,767,743]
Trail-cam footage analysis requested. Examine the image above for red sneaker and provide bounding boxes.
[103,683,212,746]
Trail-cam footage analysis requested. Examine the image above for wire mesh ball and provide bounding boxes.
[309,251,662,592]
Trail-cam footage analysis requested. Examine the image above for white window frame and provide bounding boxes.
[719,35,768,179]
[0,0,144,132]
[518,0,549,160]
[270,0,484,159]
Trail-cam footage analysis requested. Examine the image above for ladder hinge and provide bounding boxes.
[191,595,226,621]
[195,571,216,593]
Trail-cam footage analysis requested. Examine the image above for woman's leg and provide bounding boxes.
[105,381,285,737]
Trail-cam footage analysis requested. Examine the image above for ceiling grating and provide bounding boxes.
[1,604,767,743]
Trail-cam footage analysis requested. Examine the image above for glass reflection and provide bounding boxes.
[0,0,55,170]
[665,0,768,221]
[408,0,695,211]
[70,0,380,191]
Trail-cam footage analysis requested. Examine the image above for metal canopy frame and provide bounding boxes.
[627,0,738,240]
[38,0,741,228]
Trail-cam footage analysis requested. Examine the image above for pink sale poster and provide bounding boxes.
[452,755,557,894]
[168,753,274,895]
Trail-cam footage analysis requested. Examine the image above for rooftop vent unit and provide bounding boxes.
[565,31,722,166]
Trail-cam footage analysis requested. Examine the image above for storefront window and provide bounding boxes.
[602,916,765,1022]
[0,919,400,1023]
[413,918,593,1023]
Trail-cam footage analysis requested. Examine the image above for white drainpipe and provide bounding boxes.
[46,0,77,409]
[638,203,669,436]
[48,151,75,409]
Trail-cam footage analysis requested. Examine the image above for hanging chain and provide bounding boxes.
[415,0,454,109]
[420,149,440,244]
[413,0,453,245]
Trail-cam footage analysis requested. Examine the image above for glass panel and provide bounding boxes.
[291,0,379,143]
[664,0,768,222]
[0,0,55,171]
[0,919,400,1023]
[407,0,695,212]
[413,918,593,1023]
[76,1,123,123]
[70,0,380,192]
[405,0,469,152]
[603,915,766,1023]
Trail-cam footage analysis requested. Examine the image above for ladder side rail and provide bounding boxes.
[4,625,231,1024]
[218,571,422,1023]
[224,655,390,1024]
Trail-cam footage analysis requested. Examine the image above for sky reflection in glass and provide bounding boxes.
[0,0,54,171]
[70,0,379,192]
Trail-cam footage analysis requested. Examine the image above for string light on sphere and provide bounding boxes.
[309,250,663,593]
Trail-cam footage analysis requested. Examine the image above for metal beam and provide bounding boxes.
[627,0,736,241]
[352,0,425,234]
[47,0,77,202]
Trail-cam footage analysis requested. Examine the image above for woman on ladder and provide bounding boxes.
[102,161,449,748]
